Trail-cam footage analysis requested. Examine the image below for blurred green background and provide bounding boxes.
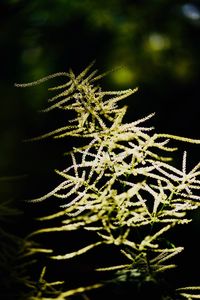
[0,0,200,290]
[1,0,200,180]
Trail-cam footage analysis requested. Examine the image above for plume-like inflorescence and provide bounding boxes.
[16,63,200,298]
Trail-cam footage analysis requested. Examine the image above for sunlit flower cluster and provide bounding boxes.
[17,63,200,299]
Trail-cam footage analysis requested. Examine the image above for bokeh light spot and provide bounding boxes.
[182,3,200,20]
[111,67,135,86]
[147,33,170,51]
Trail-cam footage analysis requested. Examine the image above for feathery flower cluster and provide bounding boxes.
[16,63,200,299]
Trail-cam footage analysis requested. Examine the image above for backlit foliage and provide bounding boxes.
[16,63,200,299]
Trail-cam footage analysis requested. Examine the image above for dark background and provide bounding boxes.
[0,0,200,297]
